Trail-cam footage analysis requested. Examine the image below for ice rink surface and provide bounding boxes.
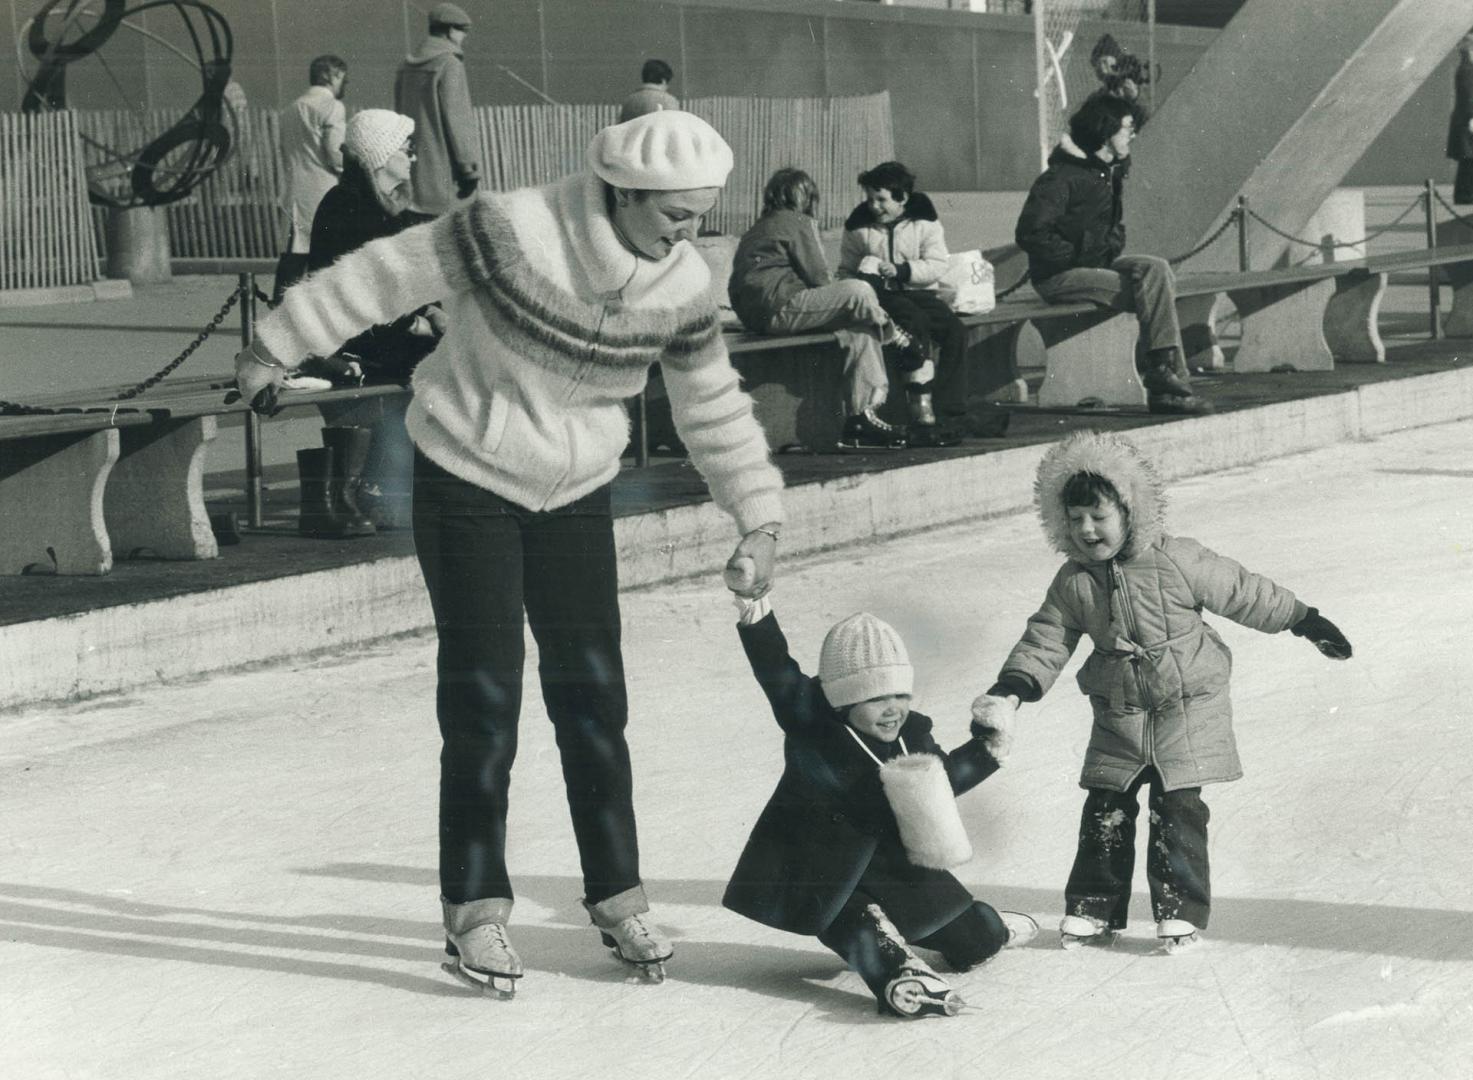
[3,421,1471,1080]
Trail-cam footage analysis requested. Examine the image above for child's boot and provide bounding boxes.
[905,382,960,448]
[884,965,966,1018]
[441,896,523,999]
[1000,910,1039,948]
[1059,913,1116,950]
[1157,918,1201,954]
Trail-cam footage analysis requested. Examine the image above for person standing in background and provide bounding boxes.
[1447,30,1473,205]
[619,59,680,122]
[275,54,347,301]
[395,2,481,214]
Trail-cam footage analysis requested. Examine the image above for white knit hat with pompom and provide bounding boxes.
[819,612,914,709]
[587,110,733,190]
[345,109,415,172]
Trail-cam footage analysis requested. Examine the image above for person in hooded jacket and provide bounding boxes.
[1015,95,1211,416]
[394,2,481,215]
[970,430,1353,953]
[839,162,968,448]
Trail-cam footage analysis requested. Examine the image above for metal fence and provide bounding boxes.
[0,111,98,291]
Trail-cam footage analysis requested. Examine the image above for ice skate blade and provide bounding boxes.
[888,980,965,1018]
[615,954,667,983]
[441,959,519,999]
[1161,932,1201,955]
[1060,930,1118,951]
[1001,910,1039,948]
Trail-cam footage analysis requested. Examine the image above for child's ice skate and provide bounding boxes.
[441,897,523,999]
[884,965,967,1018]
[1157,918,1201,954]
[583,888,673,983]
[1059,913,1117,950]
[1000,910,1039,948]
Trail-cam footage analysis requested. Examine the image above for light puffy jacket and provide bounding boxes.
[838,191,949,291]
[997,432,1308,792]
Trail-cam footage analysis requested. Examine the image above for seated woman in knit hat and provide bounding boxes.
[295,108,446,536]
[233,110,784,997]
[723,590,1037,1019]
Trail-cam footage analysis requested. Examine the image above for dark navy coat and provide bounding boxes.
[722,613,1000,938]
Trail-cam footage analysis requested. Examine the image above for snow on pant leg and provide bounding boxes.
[894,289,969,418]
[1145,776,1212,928]
[767,281,890,414]
[817,891,915,1003]
[1064,777,1146,929]
[1111,254,1183,353]
[519,483,639,907]
[913,900,1009,971]
[412,450,526,905]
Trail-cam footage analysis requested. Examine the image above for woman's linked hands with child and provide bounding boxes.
[969,692,1018,762]
[724,523,781,600]
[1289,607,1353,660]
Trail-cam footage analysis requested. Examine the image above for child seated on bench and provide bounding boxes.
[729,167,917,451]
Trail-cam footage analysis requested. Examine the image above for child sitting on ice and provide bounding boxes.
[971,430,1353,953]
[723,591,1034,1018]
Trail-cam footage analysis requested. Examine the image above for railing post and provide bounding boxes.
[634,387,649,468]
[1236,195,1250,272]
[1425,178,1442,340]
[239,272,265,528]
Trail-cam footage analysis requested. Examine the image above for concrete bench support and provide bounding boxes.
[1226,278,1335,372]
[1178,292,1226,371]
[105,416,220,560]
[0,428,119,575]
[1322,269,1387,363]
[1035,311,1144,408]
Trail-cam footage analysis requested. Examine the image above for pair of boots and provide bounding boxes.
[1141,347,1214,415]
[297,426,375,539]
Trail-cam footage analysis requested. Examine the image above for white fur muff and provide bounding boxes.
[878,754,973,870]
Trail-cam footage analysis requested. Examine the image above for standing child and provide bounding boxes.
[729,167,917,450]
[724,596,1034,1018]
[972,430,1352,952]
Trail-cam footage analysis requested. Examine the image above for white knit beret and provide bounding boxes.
[345,109,415,172]
[819,612,914,710]
[587,110,734,190]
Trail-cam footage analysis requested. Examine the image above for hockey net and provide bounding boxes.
[1033,0,1155,167]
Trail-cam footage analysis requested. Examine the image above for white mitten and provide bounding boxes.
[969,693,1017,761]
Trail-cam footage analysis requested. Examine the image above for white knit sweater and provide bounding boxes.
[257,172,783,532]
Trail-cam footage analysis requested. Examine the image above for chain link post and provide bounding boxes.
[1236,195,1250,272]
[1425,179,1442,340]
[239,273,265,528]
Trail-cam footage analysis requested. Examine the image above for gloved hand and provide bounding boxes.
[969,693,1017,761]
[1290,607,1352,660]
[229,340,288,415]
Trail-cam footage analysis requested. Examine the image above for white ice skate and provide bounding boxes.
[1157,919,1202,954]
[884,965,967,1018]
[1059,914,1117,950]
[1000,910,1039,948]
[441,897,523,1000]
[583,888,673,983]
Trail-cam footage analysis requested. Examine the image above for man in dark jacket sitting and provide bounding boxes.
[1015,96,1211,415]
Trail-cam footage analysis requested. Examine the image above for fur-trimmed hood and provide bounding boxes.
[843,190,939,230]
[1035,430,1166,563]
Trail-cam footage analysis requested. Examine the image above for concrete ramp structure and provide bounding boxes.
[1127,0,1472,269]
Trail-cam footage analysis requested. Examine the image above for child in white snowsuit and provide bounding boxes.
[724,599,1030,1017]
[972,430,1352,950]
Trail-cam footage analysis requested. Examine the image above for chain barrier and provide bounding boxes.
[1432,188,1473,230]
[1243,196,1422,252]
[0,282,244,417]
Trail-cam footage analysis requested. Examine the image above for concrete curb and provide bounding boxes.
[5,365,1471,711]
[0,279,133,309]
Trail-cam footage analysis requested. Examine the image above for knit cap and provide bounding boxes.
[818,612,914,709]
[587,110,734,191]
[429,2,472,29]
[345,109,415,172]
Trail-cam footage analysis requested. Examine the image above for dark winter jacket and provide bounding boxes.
[728,208,833,332]
[1014,142,1128,285]
[838,191,950,291]
[394,35,480,215]
[994,432,1309,793]
[724,612,1000,937]
[1448,54,1473,161]
[307,163,439,379]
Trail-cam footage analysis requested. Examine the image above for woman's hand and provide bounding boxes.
[726,523,780,599]
[232,341,288,415]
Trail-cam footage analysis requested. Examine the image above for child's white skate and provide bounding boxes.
[1059,914,1117,950]
[1000,910,1039,948]
[1157,919,1202,954]
[441,897,523,1000]
[884,965,967,1018]
[583,889,673,984]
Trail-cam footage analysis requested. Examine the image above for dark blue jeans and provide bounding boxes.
[412,451,638,907]
[1064,766,1211,930]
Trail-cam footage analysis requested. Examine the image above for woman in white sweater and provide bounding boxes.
[234,111,783,996]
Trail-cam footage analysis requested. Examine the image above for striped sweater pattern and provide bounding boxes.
[257,172,783,530]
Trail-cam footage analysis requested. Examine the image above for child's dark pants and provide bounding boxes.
[412,451,640,909]
[860,280,970,417]
[1064,766,1211,929]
